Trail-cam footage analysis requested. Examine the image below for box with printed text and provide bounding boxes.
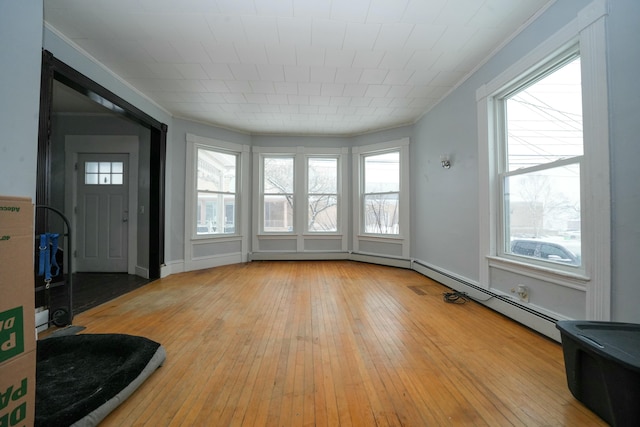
[0,350,35,427]
[0,196,35,363]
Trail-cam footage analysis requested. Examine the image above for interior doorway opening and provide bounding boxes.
[36,50,166,318]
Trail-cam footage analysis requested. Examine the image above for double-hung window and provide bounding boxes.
[352,138,410,259]
[195,147,238,235]
[307,157,339,232]
[362,151,400,235]
[495,49,583,271]
[262,156,295,233]
[478,1,610,322]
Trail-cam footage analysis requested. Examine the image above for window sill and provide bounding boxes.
[191,234,242,243]
[486,255,589,290]
[257,233,297,239]
[302,233,343,238]
[357,234,404,242]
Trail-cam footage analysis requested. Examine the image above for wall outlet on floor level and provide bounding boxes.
[516,284,529,302]
[511,284,529,302]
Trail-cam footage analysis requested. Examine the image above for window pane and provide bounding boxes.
[197,148,237,193]
[194,147,238,236]
[365,152,399,193]
[308,195,337,232]
[264,157,294,193]
[99,173,111,184]
[196,192,237,235]
[223,200,236,233]
[506,58,582,171]
[264,194,294,232]
[85,173,98,185]
[85,161,125,185]
[363,193,399,234]
[505,163,581,264]
[197,193,219,234]
[86,162,99,173]
[111,162,123,173]
[308,158,337,194]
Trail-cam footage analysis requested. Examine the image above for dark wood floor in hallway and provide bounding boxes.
[43,272,151,316]
[72,261,604,426]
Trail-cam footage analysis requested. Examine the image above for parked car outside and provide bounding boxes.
[510,238,581,266]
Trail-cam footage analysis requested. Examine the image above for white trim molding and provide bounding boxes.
[251,145,349,255]
[352,137,411,259]
[184,133,251,272]
[476,0,610,322]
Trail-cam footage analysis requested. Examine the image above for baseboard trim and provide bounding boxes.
[249,251,351,261]
[135,265,149,279]
[185,253,244,272]
[349,252,412,269]
[161,260,184,278]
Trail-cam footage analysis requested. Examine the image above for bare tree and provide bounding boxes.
[514,174,579,237]
[263,157,338,231]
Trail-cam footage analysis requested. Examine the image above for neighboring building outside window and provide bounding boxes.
[196,147,238,235]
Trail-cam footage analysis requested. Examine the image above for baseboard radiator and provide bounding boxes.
[410,259,561,341]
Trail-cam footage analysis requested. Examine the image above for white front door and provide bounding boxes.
[76,153,129,272]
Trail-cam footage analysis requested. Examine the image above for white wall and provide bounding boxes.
[607,0,640,322]
[0,1,42,199]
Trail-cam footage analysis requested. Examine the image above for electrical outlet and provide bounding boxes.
[511,284,530,302]
[516,284,529,302]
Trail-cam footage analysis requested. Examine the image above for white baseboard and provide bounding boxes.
[249,251,350,261]
[349,252,412,269]
[135,265,149,279]
[184,253,244,272]
[161,260,185,278]
[36,308,49,333]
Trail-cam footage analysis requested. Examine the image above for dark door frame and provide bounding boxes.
[37,50,166,279]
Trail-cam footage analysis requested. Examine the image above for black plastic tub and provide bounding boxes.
[556,320,640,426]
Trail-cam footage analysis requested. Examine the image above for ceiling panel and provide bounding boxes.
[45,0,551,135]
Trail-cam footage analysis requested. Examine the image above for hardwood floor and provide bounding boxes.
[72,261,604,426]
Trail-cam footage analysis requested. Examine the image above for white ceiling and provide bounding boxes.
[44,0,551,136]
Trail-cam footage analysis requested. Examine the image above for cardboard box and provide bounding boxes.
[0,196,35,361]
[0,350,35,427]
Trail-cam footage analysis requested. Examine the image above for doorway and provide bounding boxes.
[37,51,166,316]
[37,50,166,280]
[77,153,131,272]
[64,136,140,275]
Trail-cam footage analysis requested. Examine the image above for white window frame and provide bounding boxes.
[185,134,250,266]
[495,47,584,275]
[361,149,402,236]
[476,0,610,320]
[352,138,410,258]
[260,154,296,234]
[306,155,341,234]
[252,146,348,253]
[195,147,238,235]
